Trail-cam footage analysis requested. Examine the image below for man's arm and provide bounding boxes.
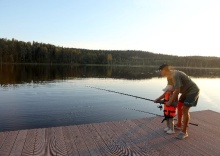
[166,88,180,106]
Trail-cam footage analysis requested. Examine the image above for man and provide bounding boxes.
[154,64,200,139]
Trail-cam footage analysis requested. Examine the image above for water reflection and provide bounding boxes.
[0,64,220,132]
[1,64,220,86]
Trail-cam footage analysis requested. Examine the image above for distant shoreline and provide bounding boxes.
[1,63,220,70]
[1,38,220,68]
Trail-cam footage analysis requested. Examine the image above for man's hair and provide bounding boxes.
[163,66,171,71]
[159,64,169,71]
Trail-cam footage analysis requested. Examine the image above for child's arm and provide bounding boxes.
[154,92,165,103]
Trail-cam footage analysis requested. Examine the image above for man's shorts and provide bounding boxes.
[179,91,200,107]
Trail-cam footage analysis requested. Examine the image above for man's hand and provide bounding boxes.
[165,88,180,106]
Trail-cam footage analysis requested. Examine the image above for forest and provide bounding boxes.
[0,38,220,68]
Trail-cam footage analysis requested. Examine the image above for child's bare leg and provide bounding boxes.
[169,118,174,131]
[182,106,190,134]
[171,118,174,131]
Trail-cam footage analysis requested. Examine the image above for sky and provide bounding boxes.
[0,0,220,57]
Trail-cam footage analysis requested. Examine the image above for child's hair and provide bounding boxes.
[163,85,174,92]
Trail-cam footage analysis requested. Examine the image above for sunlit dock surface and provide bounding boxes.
[0,110,219,156]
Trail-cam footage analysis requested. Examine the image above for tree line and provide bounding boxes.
[0,38,220,68]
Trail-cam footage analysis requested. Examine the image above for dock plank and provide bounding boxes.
[191,110,220,127]
[33,128,45,156]
[103,121,139,155]
[54,127,68,156]
[133,118,187,156]
[190,117,220,142]
[140,117,207,156]
[87,124,114,156]
[152,116,216,156]
[0,131,19,156]
[69,125,91,156]
[117,119,164,155]
[108,120,149,155]
[78,124,102,156]
[21,129,36,156]
[62,126,79,156]
[43,127,56,156]
[93,122,128,155]
[0,132,8,150]
[33,127,56,156]
[94,121,141,156]
[184,117,220,155]
[124,119,162,155]
[9,130,27,156]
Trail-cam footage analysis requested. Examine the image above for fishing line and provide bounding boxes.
[124,107,198,126]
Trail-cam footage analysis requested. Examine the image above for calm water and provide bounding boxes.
[0,64,220,132]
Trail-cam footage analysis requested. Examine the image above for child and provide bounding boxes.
[162,85,177,134]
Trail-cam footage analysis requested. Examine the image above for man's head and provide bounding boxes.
[159,64,170,77]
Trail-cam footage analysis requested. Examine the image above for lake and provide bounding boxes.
[0,64,220,132]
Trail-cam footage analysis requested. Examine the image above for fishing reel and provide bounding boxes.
[156,100,166,111]
[157,104,163,110]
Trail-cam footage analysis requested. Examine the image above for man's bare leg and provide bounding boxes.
[177,102,183,127]
[182,106,190,134]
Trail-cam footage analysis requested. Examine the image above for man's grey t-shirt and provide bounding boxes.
[171,70,199,95]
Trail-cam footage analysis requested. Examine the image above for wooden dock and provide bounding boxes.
[0,110,220,156]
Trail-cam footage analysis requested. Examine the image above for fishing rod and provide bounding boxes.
[87,86,155,102]
[124,107,198,126]
[88,86,198,126]
[86,86,164,109]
